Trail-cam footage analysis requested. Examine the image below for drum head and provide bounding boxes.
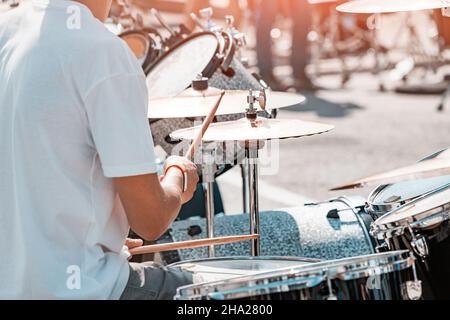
[172,257,313,284]
[375,187,450,227]
[146,32,219,99]
[174,252,412,300]
[368,175,450,214]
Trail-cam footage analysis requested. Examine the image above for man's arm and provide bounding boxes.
[114,156,199,241]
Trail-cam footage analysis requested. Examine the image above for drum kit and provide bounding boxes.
[3,0,450,301]
[139,0,450,301]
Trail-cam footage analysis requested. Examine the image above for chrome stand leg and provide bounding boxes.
[240,164,250,214]
[245,145,260,256]
[202,147,216,257]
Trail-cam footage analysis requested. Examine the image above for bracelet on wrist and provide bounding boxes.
[164,165,188,193]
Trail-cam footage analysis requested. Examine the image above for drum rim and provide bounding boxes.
[367,176,450,216]
[372,185,450,239]
[144,31,220,77]
[170,256,320,268]
[175,251,413,300]
[119,30,151,60]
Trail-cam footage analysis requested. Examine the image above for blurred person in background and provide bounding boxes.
[254,0,313,91]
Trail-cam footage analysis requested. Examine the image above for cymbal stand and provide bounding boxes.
[242,90,266,256]
[244,142,261,256]
[201,144,218,257]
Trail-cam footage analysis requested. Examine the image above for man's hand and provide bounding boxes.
[162,156,199,204]
[125,238,143,250]
[125,238,143,260]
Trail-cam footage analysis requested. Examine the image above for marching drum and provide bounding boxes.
[174,251,420,300]
[157,197,376,264]
[372,186,450,299]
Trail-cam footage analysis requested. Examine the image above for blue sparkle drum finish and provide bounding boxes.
[158,197,376,264]
[174,251,420,300]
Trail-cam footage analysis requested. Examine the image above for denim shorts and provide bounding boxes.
[119,262,193,300]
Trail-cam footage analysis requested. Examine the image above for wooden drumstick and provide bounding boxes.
[129,234,259,255]
[185,90,226,161]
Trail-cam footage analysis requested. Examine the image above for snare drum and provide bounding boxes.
[171,256,316,285]
[174,251,420,300]
[372,186,450,299]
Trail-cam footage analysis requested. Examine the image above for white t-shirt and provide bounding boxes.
[0,0,157,299]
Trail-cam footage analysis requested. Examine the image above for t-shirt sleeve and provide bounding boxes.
[84,73,158,178]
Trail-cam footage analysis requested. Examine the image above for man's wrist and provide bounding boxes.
[164,165,188,193]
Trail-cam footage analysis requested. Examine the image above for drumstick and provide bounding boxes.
[185,91,226,161]
[129,234,259,255]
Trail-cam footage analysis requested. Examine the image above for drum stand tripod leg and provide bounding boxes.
[241,164,250,214]
[245,145,260,256]
[202,147,217,257]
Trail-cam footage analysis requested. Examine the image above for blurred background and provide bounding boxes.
[2,0,450,214]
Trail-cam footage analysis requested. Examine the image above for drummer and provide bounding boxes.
[0,0,199,299]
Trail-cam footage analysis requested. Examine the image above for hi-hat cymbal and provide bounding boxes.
[331,156,450,191]
[170,117,334,143]
[337,0,450,14]
[148,89,305,119]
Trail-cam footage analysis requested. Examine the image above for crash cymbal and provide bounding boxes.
[337,0,450,14]
[331,157,450,191]
[148,89,306,119]
[170,117,334,142]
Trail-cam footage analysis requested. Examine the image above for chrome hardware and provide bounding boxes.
[403,255,422,300]
[199,7,216,31]
[246,89,267,111]
[375,242,389,253]
[326,272,337,300]
[404,281,423,300]
[411,236,429,258]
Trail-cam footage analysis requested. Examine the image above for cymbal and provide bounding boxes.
[337,0,450,14]
[148,89,306,119]
[331,157,450,191]
[170,117,334,143]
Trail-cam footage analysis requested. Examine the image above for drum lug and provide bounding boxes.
[375,242,389,253]
[402,254,422,300]
[325,272,337,300]
[402,281,423,300]
[411,236,429,258]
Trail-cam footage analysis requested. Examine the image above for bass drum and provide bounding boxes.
[157,196,376,264]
